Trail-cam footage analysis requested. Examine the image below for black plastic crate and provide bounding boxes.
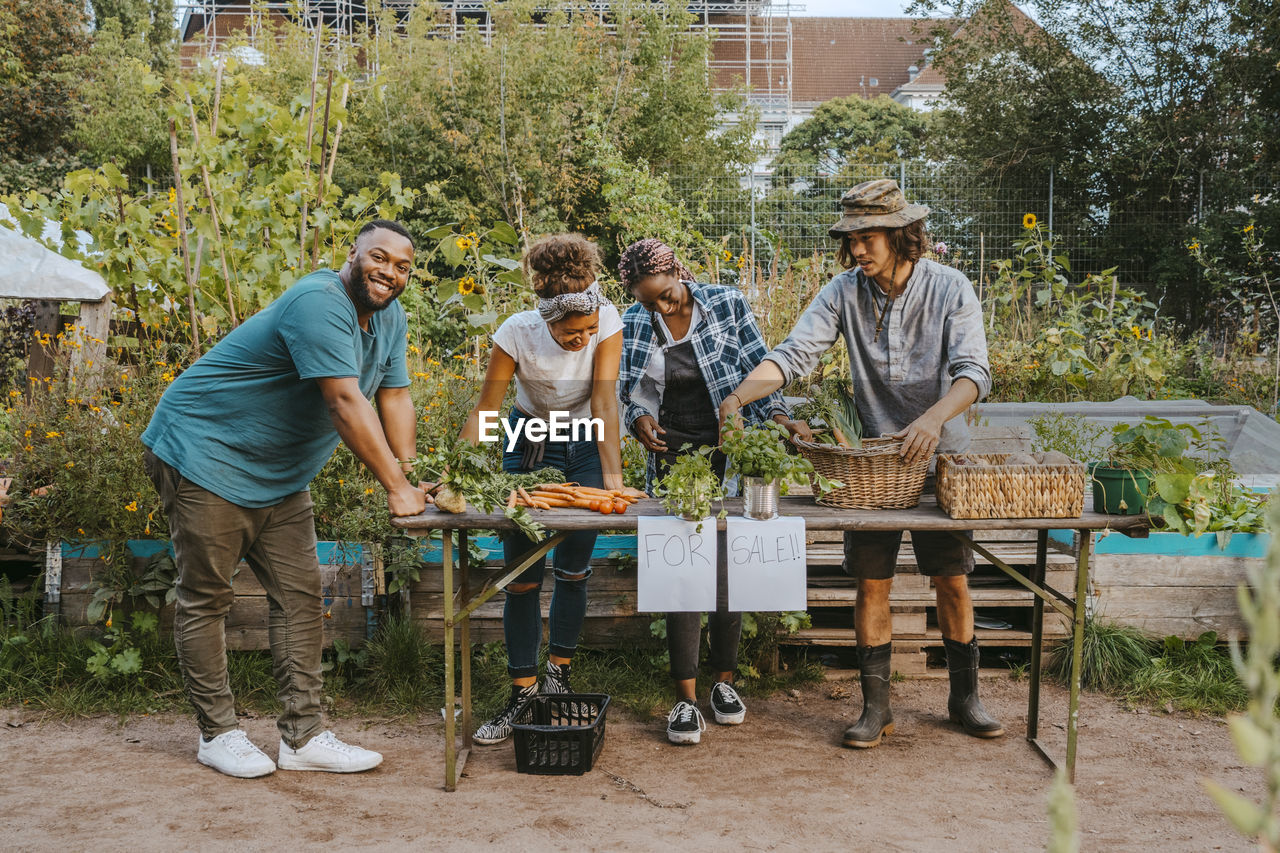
[510,693,610,776]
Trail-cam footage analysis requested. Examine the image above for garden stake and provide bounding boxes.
[168,118,201,356]
[186,91,238,327]
[298,22,322,271]
[323,82,350,185]
[310,70,335,269]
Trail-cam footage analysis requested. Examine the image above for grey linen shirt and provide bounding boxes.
[765,258,991,454]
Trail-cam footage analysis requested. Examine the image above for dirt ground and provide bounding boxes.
[0,677,1264,852]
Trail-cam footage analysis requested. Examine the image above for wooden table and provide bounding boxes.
[392,497,1149,790]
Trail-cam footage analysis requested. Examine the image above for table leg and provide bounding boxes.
[460,531,473,754]
[1065,529,1091,783]
[442,529,457,792]
[1027,530,1048,741]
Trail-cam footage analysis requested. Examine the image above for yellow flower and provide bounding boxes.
[466,231,478,240]
[1022,213,1037,229]
[162,371,174,382]
[125,501,138,512]
[7,389,18,397]
[721,249,732,262]
[45,431,60,438]
[457,276,476,295]
[1243,223,1255,233]
[65,462,74,469]
[455,236,473,251]
[408,344,421,354]
[1130,325,1142,338]
[105,615,112,628]
[365,488,375,495]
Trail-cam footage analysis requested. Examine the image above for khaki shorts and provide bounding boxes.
[842,529,974,580]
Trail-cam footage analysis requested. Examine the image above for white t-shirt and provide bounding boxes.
[491,306,623,420]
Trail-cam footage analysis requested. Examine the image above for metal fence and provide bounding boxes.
[667,161,1271,288]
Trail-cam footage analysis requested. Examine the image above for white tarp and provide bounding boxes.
[0,205,107,302]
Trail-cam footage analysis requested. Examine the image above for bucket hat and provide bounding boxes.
[828,179,930,238]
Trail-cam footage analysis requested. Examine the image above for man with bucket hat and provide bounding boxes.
[721,179,1002,748]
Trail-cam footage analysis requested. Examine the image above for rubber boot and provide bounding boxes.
[842,642,894,748]
[944,636,1005,738]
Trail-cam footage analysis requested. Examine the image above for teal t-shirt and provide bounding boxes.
[142,270,410,507]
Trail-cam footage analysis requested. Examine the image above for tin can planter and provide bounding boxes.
[1088,463,1152,515]
[742,476,781,520]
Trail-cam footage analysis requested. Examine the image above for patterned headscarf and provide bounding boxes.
[537,280,611,323]
[617,238,694,291]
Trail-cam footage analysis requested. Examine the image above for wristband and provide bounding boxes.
[725,392,741,409]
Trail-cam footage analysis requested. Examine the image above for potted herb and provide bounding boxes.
[654,446,724,526]
[720,418,818,520]
[1091,417,1195,515]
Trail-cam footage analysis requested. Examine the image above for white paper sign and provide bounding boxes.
[636,516,718,612]
[726,516,807,612]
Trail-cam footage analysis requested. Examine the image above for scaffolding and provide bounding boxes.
[175,1,795,112]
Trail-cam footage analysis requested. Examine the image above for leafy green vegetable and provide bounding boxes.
[654,445,724,525]
[719,417,814,492]
[792,376,862,448]
[411,440,557,540]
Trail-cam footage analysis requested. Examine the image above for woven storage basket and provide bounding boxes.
[794,436,930,510]
[935,453,1086,519]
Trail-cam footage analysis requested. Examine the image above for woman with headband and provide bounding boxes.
[617,237,795,746]
[455,233,624,746]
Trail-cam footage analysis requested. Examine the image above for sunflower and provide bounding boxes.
[1022,213,1037,229]
[457,276,477,295]
[455,236,474,251]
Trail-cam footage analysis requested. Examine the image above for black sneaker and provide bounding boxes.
[710,681,746,725]
[666,699,706,745]
[473,683,537,745]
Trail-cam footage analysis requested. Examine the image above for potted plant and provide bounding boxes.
[1091,417,1195,515]
[654,446,724,526]
[719,418,818,520]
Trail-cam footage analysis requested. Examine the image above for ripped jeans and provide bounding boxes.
[501,409,602,679]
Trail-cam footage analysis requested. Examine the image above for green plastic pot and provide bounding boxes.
[1088,463,1152,515]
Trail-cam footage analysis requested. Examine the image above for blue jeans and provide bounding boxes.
[501,409,602,679]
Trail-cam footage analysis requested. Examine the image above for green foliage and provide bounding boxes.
[653,445,724,521]
[1206,497,1280,848]
[85,611,157,682]
[1028,413,1108,462]
[985,226,1188,401]
[772,94,931,174]
[1046,769,1080,853]
[67,18,169,174]
[0,0,90,161]
[418,220,529,348]
[3,65,415,340]
[86,0,176,73]
[338,0,755,255]
[411,438,553,540]
[719,416,814,490]
[1192,220,1280,418]
[356,616,444,715]
[1048,621,1248,716]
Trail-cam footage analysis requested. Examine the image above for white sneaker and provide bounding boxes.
[197,730,277,778]
[277,730,383,773]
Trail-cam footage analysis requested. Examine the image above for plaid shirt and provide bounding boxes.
[620,282,789,464]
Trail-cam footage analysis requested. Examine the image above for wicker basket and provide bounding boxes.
[935,453,1086,519]
[794,436,930,510]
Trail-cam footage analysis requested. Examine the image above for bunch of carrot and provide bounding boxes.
[507,482,648,515]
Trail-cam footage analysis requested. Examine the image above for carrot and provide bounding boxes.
[517,486,533,506]
[507,490,518,509]
[570,485,614,498]
[529,499,552,510]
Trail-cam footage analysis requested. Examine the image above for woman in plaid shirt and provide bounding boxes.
[617,238,798,746]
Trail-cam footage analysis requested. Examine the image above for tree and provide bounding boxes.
[87,0,176,72]
[0,0,89,161]
[69,18,169,175]
[336,0,757,257]
[772,94,932,174]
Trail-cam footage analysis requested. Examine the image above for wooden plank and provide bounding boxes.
[1093,554,1260,587]
[392,496,1151,535]
[1094,586,1246,638]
